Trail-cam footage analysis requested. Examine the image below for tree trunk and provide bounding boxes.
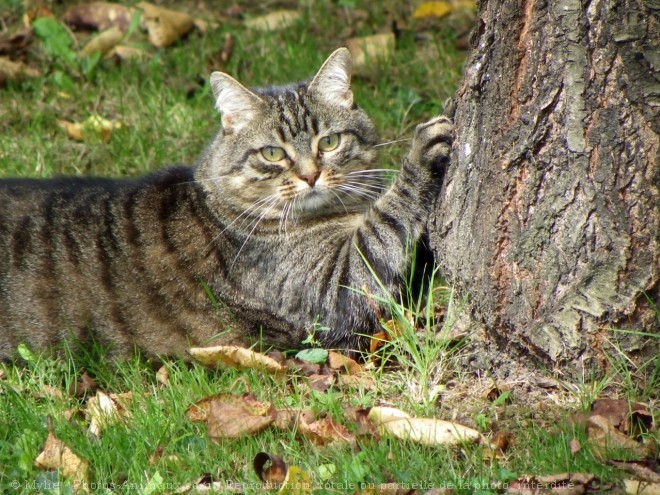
[430,0,659,373]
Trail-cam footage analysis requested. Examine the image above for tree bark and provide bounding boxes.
[430,0,659,373]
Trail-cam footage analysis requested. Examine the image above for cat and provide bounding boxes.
[0,48,453,361]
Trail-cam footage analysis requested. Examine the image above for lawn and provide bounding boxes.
[0,1,657,494]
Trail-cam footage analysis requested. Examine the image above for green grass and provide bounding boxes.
[1,1,657,494]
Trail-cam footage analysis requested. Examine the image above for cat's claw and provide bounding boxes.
[408,115,454,170]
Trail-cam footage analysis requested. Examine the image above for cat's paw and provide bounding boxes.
[408,116,454,170]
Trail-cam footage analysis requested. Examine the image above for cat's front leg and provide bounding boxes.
[322,115,454,349]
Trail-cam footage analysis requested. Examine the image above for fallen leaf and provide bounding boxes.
[368,407,480,447]
[244,10,301,32]
[328,351,363,375]
[413,2,453,19]
[367,406,412,422]
[86,391,132,437]
[587,414,654,460]
[307,373,335,392]
[609,461,660,483]
[0,57,40,85]
[346,33,395,72]
[280,466,313,494]
[299,417,355,446]
[590,399,654,437]
[156,365,169,386]
[624,480,660,495]
[204,394,273,439]
[271,409,316,431]
[138,2,194,48]
[63,2,134,32]
[570,438,582,455]
[491,430,512,453]
[58,115,123,143]
[35,431,89,494]
[285,358,321,376]
[188,345,285,374]
[80,26,123,56]
[254,452,288,485]
[106,45,149,61]
[69,371,97,398]
[369,330,390,354]
[336,373,376,390]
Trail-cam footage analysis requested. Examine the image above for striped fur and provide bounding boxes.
[0,49,452,360]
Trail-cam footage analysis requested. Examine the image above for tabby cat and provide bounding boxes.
[0,48,453,361]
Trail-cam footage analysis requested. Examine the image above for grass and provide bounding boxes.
[1,1,657,494]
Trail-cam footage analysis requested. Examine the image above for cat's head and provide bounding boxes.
[198,48,381,222]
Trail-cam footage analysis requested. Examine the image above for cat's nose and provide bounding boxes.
[299,171,320,186]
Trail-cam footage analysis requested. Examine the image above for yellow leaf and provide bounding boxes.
[368,407,481,447]
[413,1,453,19]
[80,26,123,56]
[188,345,285,374]
[279,466,313,494]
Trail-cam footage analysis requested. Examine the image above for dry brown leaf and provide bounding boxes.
[200,394,273,439]
[336,373,376,390]
[86,391,132,437]
[271,408,316,431]
[413,1,453,19]
[328,351,363,375]
[570,438,582,455]
[609,461,660,483]
[80,26,123,56]
[35,432,89,494]
[69,371,97,397]
[138,2,194,48]
[491,430,512,453]
[0,57,40,85]
[106,45,149,61]
[307,373,335,392]
[298,417,355,446]
[188,345,285,374]
[346,33,395,72]
[156,365,169,386]
[244,10,301,32]
[624,480,660,495]
[590,399,654,437]
[63,2,134,32]
[587,414,654,460]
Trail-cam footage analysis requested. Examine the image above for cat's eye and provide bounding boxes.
[318,133,340,152]
[261,146,286,162]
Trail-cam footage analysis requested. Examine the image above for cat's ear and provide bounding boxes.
[308,48,353,108]
[210,72,263,133]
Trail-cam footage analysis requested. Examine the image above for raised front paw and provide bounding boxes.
[408,116,454,170]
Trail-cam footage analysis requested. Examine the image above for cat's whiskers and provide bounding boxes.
[204,193,280,254]
[230,196,281,267]
[336,184,381,202]
[372,138,412,148]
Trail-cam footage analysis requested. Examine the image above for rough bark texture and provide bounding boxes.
[430,0,659,373]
